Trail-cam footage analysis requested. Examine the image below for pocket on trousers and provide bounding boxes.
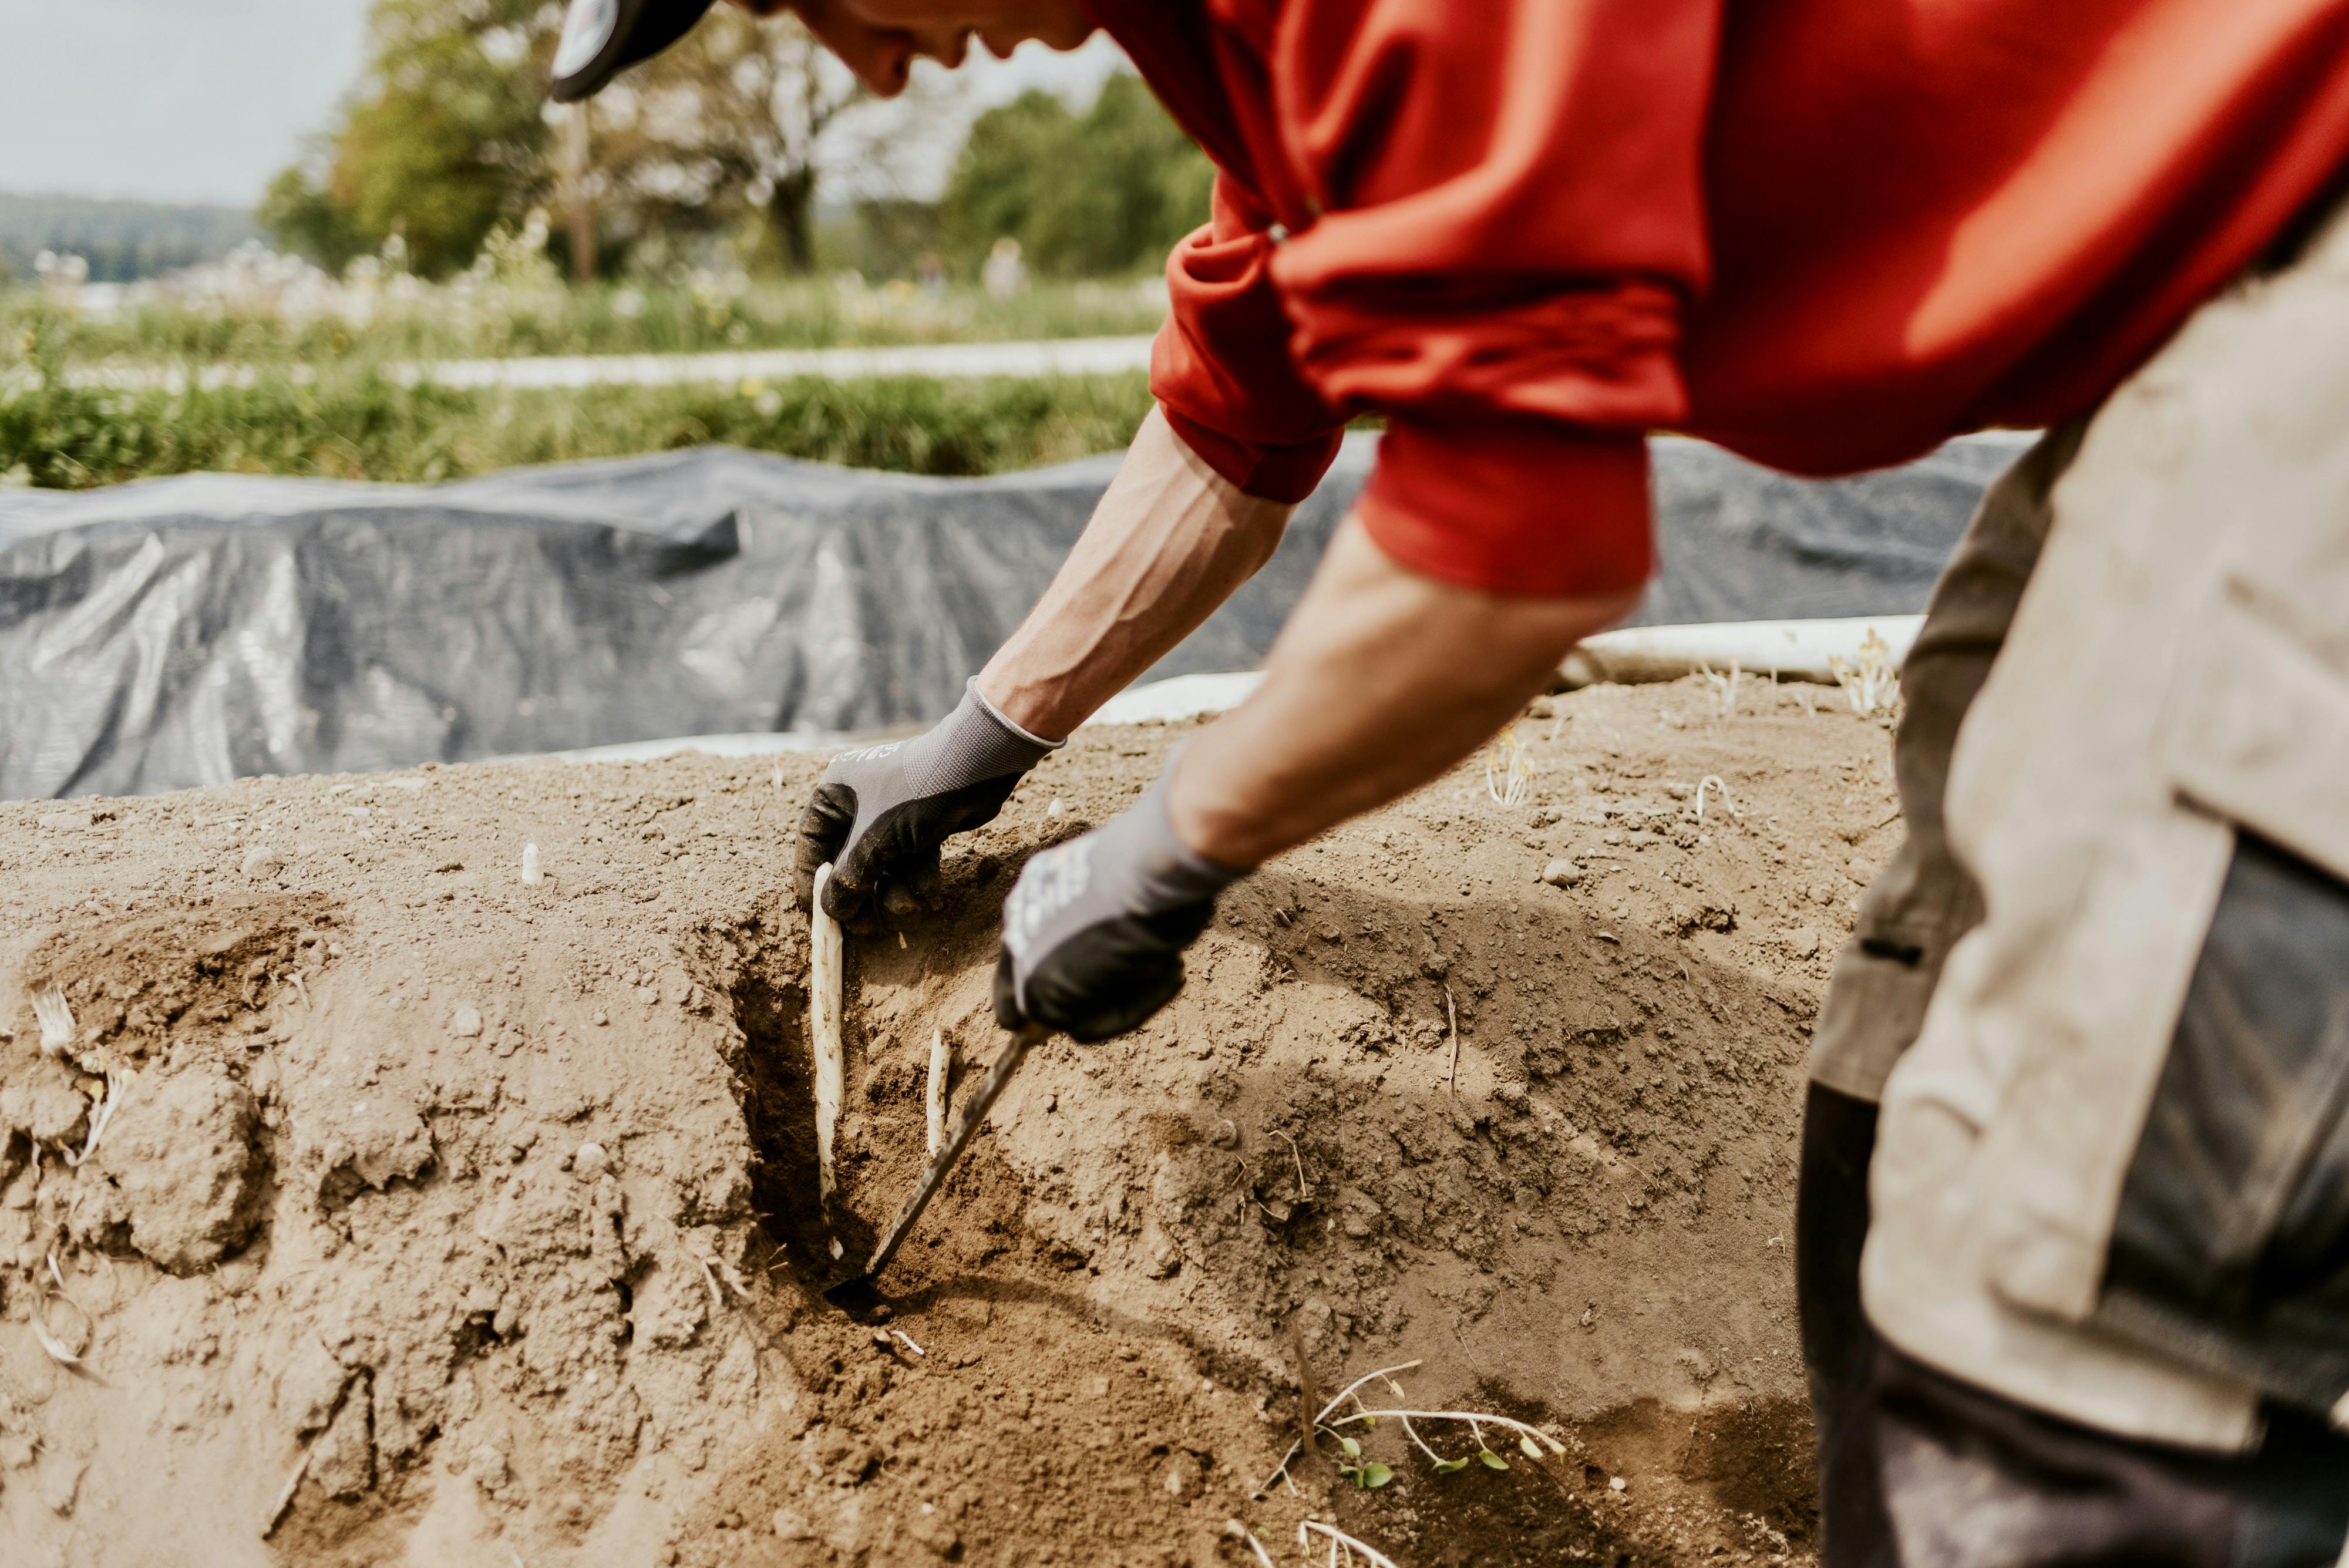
[2160,586,2349,887]
[2096,830,2349,1419]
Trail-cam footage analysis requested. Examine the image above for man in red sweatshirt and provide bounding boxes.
[554,2,2349,1559]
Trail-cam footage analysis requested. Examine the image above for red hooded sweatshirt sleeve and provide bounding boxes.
[1104,0,2349,598]
[1152,172,1351,508]
[1146,0,1707,596]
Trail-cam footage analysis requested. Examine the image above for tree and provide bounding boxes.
[587,8,867,272]
[941,74,1215,277]
[262,0,556,277]
[258,161,370,276]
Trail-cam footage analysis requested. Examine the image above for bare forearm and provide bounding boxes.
[977,406,1292,740]
[1169,517,1641,867]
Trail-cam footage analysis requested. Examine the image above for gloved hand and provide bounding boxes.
[994,770,1244,1043]
[796,679,1061,928]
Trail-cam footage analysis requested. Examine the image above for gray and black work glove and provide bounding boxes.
[994,771,1244,1043]
[796,679,1061,928]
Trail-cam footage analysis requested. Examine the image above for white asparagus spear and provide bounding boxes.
[926,1027,950,1157]
[809,862,845,1207]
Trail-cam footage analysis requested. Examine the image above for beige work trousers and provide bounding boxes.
[1808,197,2349,1450]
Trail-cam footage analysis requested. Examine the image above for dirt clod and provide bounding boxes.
[97,1066,265,1273]
[1,1055,88,1149]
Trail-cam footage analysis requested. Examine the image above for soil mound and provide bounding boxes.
[0,678,1897,1566]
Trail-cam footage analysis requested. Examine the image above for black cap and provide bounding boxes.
[548,0,722,102]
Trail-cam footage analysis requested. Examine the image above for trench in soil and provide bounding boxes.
[728,964,840,1274]
[686,743,1845,1564]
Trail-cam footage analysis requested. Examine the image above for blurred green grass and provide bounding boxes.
[0,368,1159,489]
[0,276,1167,371]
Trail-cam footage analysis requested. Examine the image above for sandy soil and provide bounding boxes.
[0,676,1899,1567]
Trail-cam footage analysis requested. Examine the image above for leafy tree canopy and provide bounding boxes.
[263,0,555,277]
[942,74,1213,278]
[588,7,866,274]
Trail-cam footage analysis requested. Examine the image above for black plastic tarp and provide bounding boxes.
[0,429,2031,800]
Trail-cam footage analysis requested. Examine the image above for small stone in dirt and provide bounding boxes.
[833,1442,879,1485]
[40,1457,83,1515]
[37,811,93,832]
[309,1382,376,1500]
[240,846,286,881]
[905,1510,960,1557]
[573,1141,609,1179]
[772,1509,815,1541]
[1160,1452,1203,1499]
[275,1342,348,1435]
[1542,858,1583,888]
[450,1006,483,1038]
[1786,928,1821,959]
[1210,1118,1238,1149]
[311,1094,435,1203]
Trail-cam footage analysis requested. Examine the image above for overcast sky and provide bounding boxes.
[0,0,372,206]
[0,0,1128,210]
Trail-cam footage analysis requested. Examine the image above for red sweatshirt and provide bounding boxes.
[1087,0,2349,595]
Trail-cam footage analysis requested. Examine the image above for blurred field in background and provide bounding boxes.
[0,2,1213,489]
[0,269,1168,371]
[0,261,1163,486]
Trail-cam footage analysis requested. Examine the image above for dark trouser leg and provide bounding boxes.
[1798,1082,1897,1568]
[1871,1347,2349,1568]
[1800,1081,2349,1568]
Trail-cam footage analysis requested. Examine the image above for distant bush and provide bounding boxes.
[0,370,1156,489]
[942,75,1215,278]
[818,198,947,283]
